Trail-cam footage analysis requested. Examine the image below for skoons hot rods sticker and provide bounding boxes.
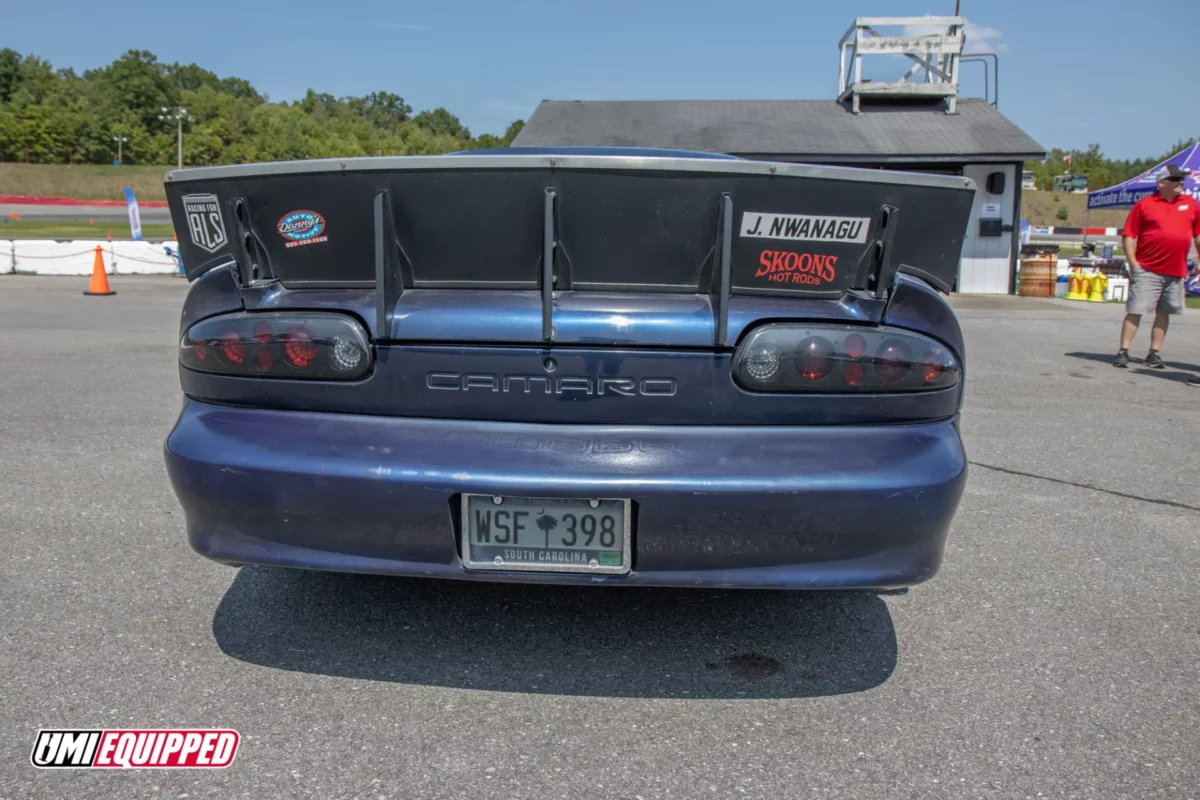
[736,211,871,289]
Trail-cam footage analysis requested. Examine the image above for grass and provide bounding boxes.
[1187,296,1200,310]
[1020,191,1126,228]
[0,219,176,239]
[0,163,169,202]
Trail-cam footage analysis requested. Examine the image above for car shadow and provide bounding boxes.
[212,567,898,700]
[1065,351,1200,381]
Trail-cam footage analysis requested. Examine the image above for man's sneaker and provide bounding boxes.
[1145,350,1165,369]
[1187,375,1200,387]
[1113,349,1130,368]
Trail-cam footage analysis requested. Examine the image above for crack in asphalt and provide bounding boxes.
[969,461,1200,514]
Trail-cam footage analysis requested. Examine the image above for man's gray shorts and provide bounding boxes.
[1127,268,1185,315]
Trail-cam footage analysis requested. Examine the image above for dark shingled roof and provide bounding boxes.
[512,98,1045,164]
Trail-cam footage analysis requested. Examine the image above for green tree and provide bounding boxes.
[472,133,505,149]
[86,49,180,131]
[503,119,524,145]
[0,48,21,104]
[349,91,412,133]
[166,62,221,93]
[0,107,21,160]
[412,107,469,139]
[1026,137,1200,193]
[0,47,523,165]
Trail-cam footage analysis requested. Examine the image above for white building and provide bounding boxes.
[512,17,1045,295]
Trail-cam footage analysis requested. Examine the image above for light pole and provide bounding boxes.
[158,106,189,169]
[112,135,128,166]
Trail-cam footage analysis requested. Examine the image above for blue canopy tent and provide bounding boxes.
[1085,140,1200,219]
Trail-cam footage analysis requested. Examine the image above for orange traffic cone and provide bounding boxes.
[84,245,115,296]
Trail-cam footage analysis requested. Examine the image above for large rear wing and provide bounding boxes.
[164,154,975,340]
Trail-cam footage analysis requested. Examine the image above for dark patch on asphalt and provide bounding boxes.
[726,653,784,678]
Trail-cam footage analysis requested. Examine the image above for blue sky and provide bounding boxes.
[5,0,1197,160]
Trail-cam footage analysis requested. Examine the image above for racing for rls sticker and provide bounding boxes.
[277,210,328,248]
[182,194,227,253]
[756,250,839,285]
[740,212,870,244]
[30,729,239,769]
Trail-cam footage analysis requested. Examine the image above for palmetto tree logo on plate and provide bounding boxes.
[536,513,558,537]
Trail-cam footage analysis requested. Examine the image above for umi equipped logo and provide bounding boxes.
[756,250,838,286]
[30,729,239,769]
[740,212,869,244]
[277,210,328,248]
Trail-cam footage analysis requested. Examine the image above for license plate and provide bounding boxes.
[460,495,631,574]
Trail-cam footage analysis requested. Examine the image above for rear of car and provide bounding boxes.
[163,149,973,589]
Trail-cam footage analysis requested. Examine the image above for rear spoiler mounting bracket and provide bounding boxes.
[374,190,414,338]
[708,193,733,347]
[228,197,275,286]
[851,204,902,302]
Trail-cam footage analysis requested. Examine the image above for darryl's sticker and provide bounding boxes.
[277,210,328,248]
[740,212,869,244]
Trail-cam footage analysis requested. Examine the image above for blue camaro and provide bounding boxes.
[163,148,970,589]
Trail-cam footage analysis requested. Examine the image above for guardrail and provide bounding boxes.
[1,239,182,275]
[1029,225,1120,236]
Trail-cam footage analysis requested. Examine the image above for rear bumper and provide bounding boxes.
[164,399,967,589]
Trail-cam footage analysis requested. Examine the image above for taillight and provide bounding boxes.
[180,312,372,380]
[842,333,866,359]
[874,339,911,384]
[219,331,246,365]
[921,348,955,385]
[741,344,782,383]
[794,336,835,381]
[733,324,959,393]
[282,326,318,368]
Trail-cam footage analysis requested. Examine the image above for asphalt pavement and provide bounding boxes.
[1,277,1198,799]
[0,203,172,224]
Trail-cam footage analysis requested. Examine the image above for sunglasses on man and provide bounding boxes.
[1163,176,1185,183]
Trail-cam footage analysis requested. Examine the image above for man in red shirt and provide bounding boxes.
[1113,164,1200,375]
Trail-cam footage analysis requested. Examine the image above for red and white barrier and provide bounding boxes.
[1029,226,1120,236]
[0,239,181,275]
[0,194,168,208]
